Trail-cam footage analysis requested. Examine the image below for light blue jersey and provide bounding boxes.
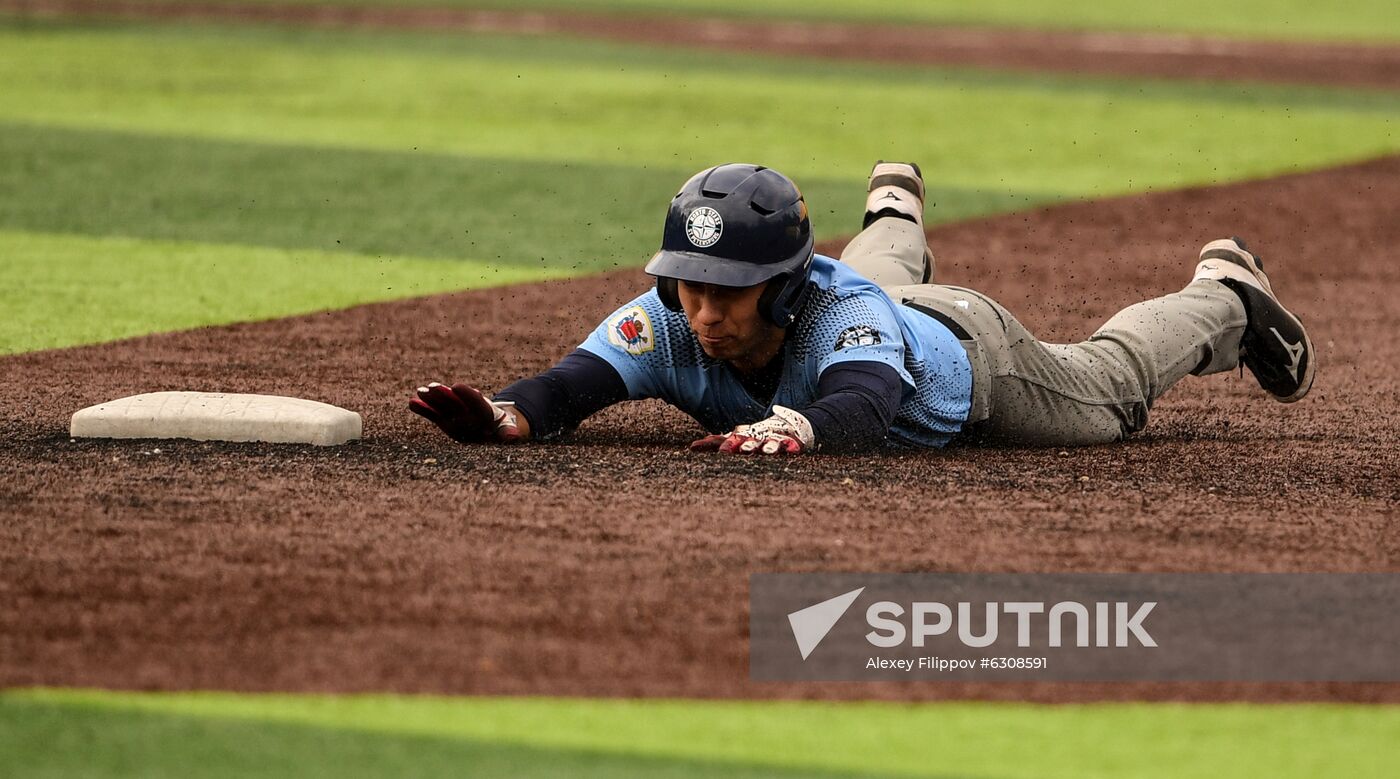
[579,255,972,447]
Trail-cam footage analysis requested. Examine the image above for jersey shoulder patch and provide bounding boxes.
[834,323,882,351]
[606,305,655,356]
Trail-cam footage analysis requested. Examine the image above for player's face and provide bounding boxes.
[677,280,782,364]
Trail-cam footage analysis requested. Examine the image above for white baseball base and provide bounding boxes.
[70,392,362,446]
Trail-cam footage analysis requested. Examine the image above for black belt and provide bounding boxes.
[904,301,973,341]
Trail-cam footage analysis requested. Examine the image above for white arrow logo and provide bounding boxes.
[1270,327,1304,381]
[787,587,865,660]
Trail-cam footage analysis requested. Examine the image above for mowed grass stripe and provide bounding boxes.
[130,0,1400,43]
[0,229,559,355]
[0,123,1049,267]
[4,689,1398,779]
[2,697,873,779]
[3,22,1399,197]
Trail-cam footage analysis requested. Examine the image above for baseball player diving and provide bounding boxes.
[410,162,1315,454]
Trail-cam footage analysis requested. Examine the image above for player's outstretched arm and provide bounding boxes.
[410,382,529,443]
[410,349,628,445]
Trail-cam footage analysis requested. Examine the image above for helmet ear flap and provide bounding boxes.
[656,277,682,312]
[758,273,811,327]
[756,275,786,325]
[757,250,815,326]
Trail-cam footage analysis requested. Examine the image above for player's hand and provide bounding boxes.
[690,405,815,455]
[409,382,521,444]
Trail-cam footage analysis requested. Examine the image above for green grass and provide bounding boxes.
[0,123,1041,269]
[4,23,1398,195]
[0,229,560,354]
[3,689,1398,778]
[1,20,1398,353]
[138,0,1400,43]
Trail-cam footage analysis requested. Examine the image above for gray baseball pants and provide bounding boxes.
[841,218,1248,446]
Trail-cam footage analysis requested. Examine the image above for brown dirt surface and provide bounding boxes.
[2,156,1398,702]
[4,0,1400,90]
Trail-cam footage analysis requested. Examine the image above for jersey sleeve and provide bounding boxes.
[801,360,904,451]
[807,291,915,389]
[493,349,628,440]
[577,289,692,400]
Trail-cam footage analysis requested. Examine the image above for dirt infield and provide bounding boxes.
[5,0,1400,89]
[2,156,1397,702]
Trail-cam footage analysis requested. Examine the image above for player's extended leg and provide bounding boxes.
[838,162,934,286]
[890,238,1316,446]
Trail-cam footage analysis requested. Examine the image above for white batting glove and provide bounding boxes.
[690,405,816,455]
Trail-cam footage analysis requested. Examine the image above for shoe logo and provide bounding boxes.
[1270,327,1304,381]
[879,192,902,201]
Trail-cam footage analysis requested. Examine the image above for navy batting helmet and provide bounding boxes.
[645,163,815,327]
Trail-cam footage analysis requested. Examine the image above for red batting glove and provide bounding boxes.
[689,434,731,452]
[409,382,521,444]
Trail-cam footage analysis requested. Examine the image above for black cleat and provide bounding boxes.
[1192,237,1315,402]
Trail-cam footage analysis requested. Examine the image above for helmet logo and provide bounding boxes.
[685,207,723,248]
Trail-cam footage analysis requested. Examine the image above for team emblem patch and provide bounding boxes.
[685,207,723,248]
[834,324,881,351]
[607,306,655,356]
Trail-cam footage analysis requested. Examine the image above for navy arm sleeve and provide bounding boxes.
[801,360,904,452]
[493,349,629,440]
